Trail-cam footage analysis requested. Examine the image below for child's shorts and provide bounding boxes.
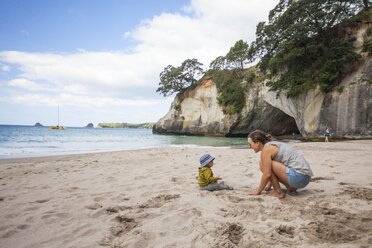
[286,167,310,189]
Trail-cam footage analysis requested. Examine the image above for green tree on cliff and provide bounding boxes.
[252,0,368,97]
[156,59,203,96]
[156,58,204,97]
[226,40,253,70]
[209,40,254,71]
[209,56,228,71]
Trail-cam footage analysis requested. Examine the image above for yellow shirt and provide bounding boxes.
[198,166,218,187]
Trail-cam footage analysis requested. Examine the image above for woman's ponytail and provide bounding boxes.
[265,134,272,142]
[248,130,272,144]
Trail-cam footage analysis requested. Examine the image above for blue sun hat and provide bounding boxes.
[200,154,215,167]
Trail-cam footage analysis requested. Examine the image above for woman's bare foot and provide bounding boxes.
[268,191,285,199]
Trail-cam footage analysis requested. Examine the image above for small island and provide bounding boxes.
[34,122,43,127]
[85,123,94,128]
[98,122,155,129]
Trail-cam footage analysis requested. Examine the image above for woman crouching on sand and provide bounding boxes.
[247,130,313,199]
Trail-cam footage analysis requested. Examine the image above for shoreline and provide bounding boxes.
[3,137,366,160]
[1,140,371,247]
[0,144,239,160]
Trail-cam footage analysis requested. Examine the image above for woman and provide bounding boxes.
[247,130,313,199]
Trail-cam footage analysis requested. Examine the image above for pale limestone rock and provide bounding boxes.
[153,79,234,136]
[153,22,372,138]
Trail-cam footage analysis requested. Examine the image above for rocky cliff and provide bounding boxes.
[153,79,300,137]
[153,22,372,139]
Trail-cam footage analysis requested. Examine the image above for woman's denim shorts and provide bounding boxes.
[286,167,310,189]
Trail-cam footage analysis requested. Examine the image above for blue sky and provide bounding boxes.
[0,0,277,127]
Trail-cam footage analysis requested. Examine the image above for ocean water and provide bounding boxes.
[0,125,249,159]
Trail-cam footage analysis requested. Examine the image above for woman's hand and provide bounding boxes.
[248,191,261,195]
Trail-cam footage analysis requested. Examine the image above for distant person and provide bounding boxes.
[198,154,233,191]
[324,128,330,142]
[292,132,295,139]
[247,130,313,199]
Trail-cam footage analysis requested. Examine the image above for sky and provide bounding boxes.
[0,0,278,127]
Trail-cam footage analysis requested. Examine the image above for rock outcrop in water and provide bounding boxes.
[153,22,371,139]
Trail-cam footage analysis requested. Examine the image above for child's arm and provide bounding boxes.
[203,169,219,184]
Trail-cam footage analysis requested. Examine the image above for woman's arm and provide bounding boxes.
[249,146,276,195]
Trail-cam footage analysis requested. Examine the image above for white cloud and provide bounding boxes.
[7,78,54,92]
[0,0,277,109]
[0,93,163,107]
[1,64,10,71]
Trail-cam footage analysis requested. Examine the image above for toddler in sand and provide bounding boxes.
[198,154,233,191]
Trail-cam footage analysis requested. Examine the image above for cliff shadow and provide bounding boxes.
[226,102,300,138]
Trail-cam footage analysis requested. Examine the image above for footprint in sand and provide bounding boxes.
[338,182,353,186]
[170,176,185,183]
[66,187,80,192]
[17,224,30,230]
[25,216,35,223]
[337,186,372,201]
[138,194,180,208]
[314,189,325,193]
[109,194,130,202]
[93,196,106,202]
[41,212,70,220]
[310,176,334,182]
[34,198,51,203]
[105,205,133,214]
[217,223,244,246]
[25,206,40,211]
[85,203,102,210]
[100,215,138,246]
[248,197,264,202]
[114,215,137,231]
[305,220,361,243]
[1,229,17,238]
[301,206,370,244]
[226,195,245,203]
[276,225,295,238]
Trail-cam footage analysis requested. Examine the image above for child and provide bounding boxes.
[198,154,233,191]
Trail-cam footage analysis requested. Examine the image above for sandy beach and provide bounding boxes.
[0,140,371,248]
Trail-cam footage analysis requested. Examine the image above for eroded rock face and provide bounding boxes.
[153,23,371,138]
[153,56,371,138]
[265,56,371,138]
[264,21,372,138]
[153,79,234,136]
[227,83,299,137]
[319,59,371,138]
[152,80,299,137]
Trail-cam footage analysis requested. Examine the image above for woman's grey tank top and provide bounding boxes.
[265,141,313,176]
